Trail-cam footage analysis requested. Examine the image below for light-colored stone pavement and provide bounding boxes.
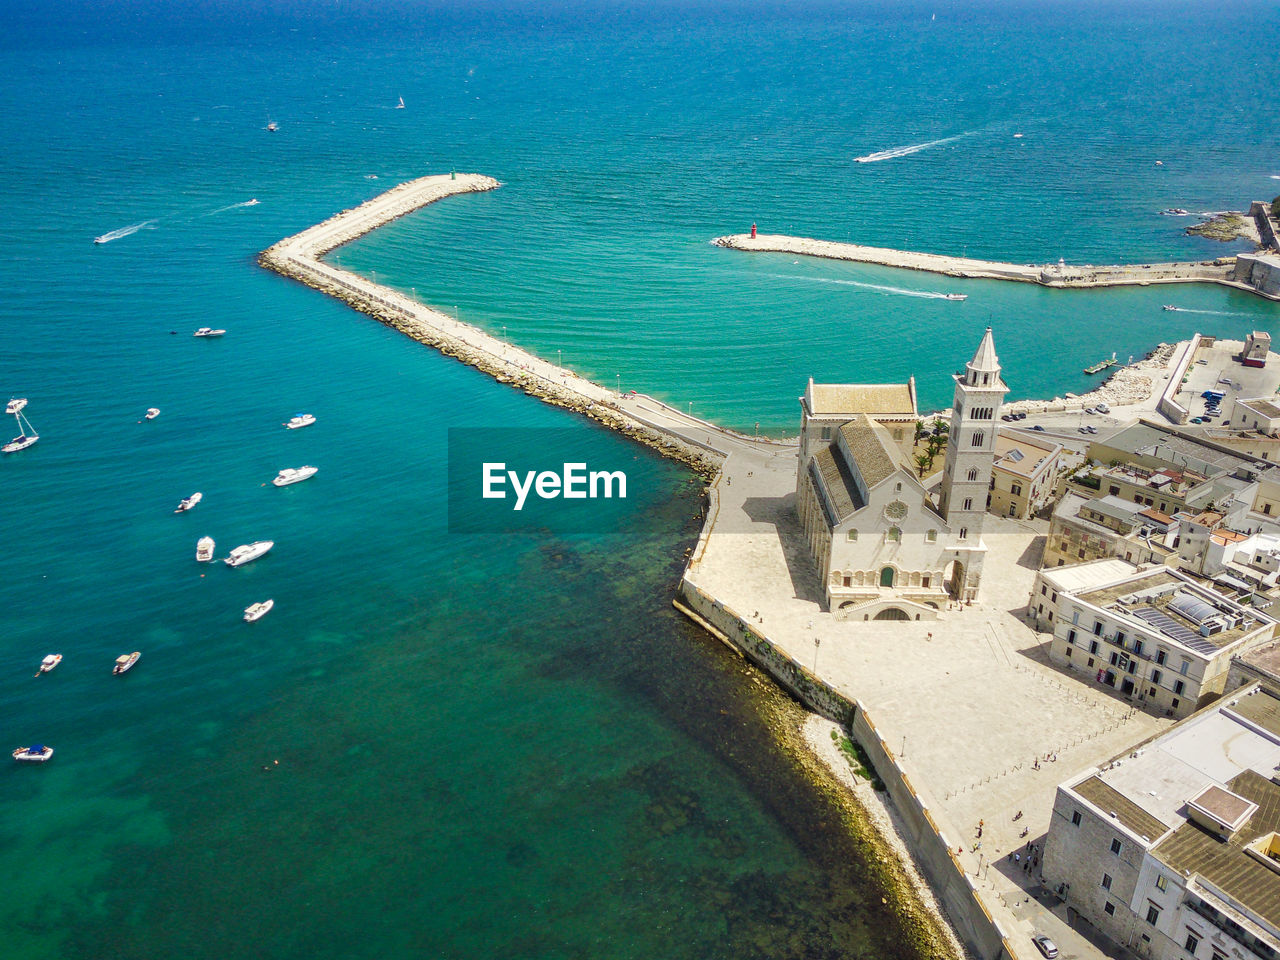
[685,446,1174,960]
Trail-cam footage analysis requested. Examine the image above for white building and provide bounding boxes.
[795,328,1006,617]
[1030,560,1277,718]
[1044,684,1280,960]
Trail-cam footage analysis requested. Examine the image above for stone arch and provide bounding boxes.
[879,566,896,588]
[873,607,910,621]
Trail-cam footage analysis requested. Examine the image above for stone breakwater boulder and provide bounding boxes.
[1002,343,1176,414]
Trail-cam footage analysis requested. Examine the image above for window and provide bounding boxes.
[1267,503,1273,516]
[842,575,852,587]
[1094,622,1103,636]
[1180,658,1190,676]
[967,467,979,482]
[1065,647,1072,658]
[1116,631,1126,646]
[1174,679,1185,696]
[1128,660,1137,675]
[1101,873,1112,890]
[1110,838,1122,855]
[847,529,859,542]
[1110,652,1119,666]
[921,576,931,588]
[887,527,902,542]
[1155,874,1168,892]
[1011,483,1022,496]
[1089,641,1099,655]
[1071,810,1082,826]
[1172,697,1180,710]
[1067,629,1077,645]
[926,529,937,542]
[971,431,985,447]
[959,527,968,540]
[1088,657,1095,667]
[1104,902,1116,916]
[1156,650,1167,666]
[1184,933,1199,955]
[1146,904,1160,926]
[1109,485,1120,496]
[963,497,973,510]
[1133,639,1143,657]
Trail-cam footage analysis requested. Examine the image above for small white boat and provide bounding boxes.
[225,540,274,567]
[175,492,203,513]
[145,408,161,420]
[113,651,141,675]
[267,121,278,132]
[273,466,318,486]
[193,327,226,338]
[4,399,38,454]
[13,745,54,763]
[37,654,62,675]
[243,599,274,622]
[944,294,967,301]
[1163,304,1178,311]
[284,413,316,430]
[246,198,260,206]
[196,536,215,562]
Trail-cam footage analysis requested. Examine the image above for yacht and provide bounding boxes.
[944,294,968,301]
[193,327,226,338]
[37,654,62,675]
[243,599,275,622]
[13,745,54,763]
[225,540,274,567]
[273,466,318,486]
[284,413,316,430]
[196,536,215,562]
[145,408,161,420]
[4,398,39,454]
[113,652,141,675]
[175,492,203,513]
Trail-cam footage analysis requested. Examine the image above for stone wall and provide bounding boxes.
[1157,335,1200,424]
[1250,200,1279,251]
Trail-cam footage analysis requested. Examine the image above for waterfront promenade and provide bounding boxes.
[713,232,1275,298]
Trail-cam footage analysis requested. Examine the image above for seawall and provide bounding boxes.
[713,233,1280,301]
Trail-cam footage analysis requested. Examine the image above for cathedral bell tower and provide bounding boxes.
[936,327,1008,600]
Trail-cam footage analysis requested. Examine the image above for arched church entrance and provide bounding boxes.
[879,566,896,588]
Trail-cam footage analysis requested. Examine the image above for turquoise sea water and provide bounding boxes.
[2,1,1279,957]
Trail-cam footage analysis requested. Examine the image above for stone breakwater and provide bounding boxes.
[258,174,722,477]
[712,233,1270,298]
[1004,342,1178,414]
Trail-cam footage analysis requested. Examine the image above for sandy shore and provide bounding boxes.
[713,233,1262,296]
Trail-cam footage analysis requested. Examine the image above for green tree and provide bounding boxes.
[914,452,933,478]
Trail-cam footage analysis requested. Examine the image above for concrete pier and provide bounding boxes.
[713,232,1280,300]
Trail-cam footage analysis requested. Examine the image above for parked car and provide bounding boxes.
[1032,935,1059,959]
[1190,417,1205,424]
[1079,426,1090,434]
[1002,414,1015,421]
[1087,425,1099,434]
[1015,412,1027,420]
[1084,407,1096,415]
[1096,402,1110,414]
[1030,424,1045,431]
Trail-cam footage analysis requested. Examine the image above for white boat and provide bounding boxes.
[113,651,141,675]
[193,327,226,338]
[37,654,62,675]
[246,198,260,206]
[13,745,54,763]
[396,96,405,109]
[196,536,215,562]
[175,492,203,513]
[1163,304,1178,311]
[284,413,316,429]
[145,408,161,420]
[267,120,278,132]
[243,599,274,622]
[944,294,967,301]
[273,466,318,486]
[225,540,274,567]
[3,399,38,454]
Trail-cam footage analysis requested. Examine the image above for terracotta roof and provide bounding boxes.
[1137,508,1174,525]
[837,415,906,490]
[810,446,861,526]
[808,383,915,416]
[1211,529,1250,546]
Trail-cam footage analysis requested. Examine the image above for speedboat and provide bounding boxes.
[6,398,27,415]
[246,199,260,206]
[13,745,54,763]
[196,536,215,562]
[267,121,278,132]
[38,654,62,675]
[1163,304,1178,311]
[243,599,274,622]
[113,652,141,675]
[273,466,318,486]
[225,540,274,567]
[175,492,203,513]
[284,413,316,429]
[193,327,226,338]
[944,294,967,301]
[145,408,161,420]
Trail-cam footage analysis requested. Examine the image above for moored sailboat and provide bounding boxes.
[4,398,39,454]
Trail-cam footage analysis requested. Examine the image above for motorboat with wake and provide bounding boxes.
[175,492,203,513]
[284,413,316,429]
[13,745,54,763]
[243,599,274,622]
[196,536,215,562]
[273,466,318,486]
[1163,304,1179,311]
[225,540,274,567]
[4,398,39,454]
[193,327,226,338]
[944,294,967,301]
[36,654,62,676]
[113,652,141,675]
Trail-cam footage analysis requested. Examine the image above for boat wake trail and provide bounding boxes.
[204,199,261,216]
[93,220,156,244]
[853,129,981,163]
[1167,307,1251,317]
[773,274,953,300]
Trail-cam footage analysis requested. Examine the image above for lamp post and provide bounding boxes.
[813,636,821,672]
[557,348,562,368]
[616,374,621,395]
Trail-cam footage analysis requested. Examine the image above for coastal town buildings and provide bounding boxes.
[1030,560,1276,718]
[1042,492,1178,569]
[795,328,1005,616]
[1043,684,1280,960]
[987,431,1062,519]
[1228,396,1280,437]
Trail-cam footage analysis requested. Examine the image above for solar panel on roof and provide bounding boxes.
[1131,605,1220,655]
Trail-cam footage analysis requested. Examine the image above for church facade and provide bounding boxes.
[795,328,1008,620]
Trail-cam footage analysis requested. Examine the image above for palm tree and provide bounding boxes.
[914,452,933,478]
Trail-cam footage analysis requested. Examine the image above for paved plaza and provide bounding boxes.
[685,443,1173,959]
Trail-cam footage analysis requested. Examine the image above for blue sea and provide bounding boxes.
[2,1,1278,957]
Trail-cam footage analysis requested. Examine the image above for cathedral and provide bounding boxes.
[795,328,1008,620]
